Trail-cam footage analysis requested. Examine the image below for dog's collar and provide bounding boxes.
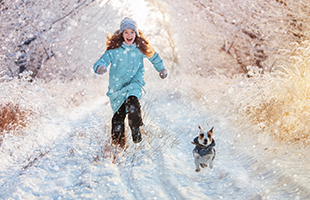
[192,138,215,149]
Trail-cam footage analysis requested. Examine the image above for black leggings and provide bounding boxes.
[111,96,143,139]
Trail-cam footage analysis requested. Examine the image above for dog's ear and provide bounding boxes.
[209,126,214,133]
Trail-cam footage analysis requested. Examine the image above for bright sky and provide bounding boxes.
[99,0,149,27]
[130,0,149,27]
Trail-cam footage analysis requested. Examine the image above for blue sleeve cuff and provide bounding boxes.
[148,52,165,72]
[93,52,111,74]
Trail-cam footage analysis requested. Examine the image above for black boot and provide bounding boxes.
[131,126,142,143]
[111,122,126,148]
[112,132,126,148]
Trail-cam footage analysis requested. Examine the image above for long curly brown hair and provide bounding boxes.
[106,29,155,58]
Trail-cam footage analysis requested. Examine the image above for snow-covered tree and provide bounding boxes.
[0,0,121,81]
[160,0,310,76]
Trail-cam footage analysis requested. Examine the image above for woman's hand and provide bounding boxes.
[159,69,168,79]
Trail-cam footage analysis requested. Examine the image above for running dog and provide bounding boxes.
[192,125,216,172]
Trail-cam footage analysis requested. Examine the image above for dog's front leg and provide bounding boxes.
[195,160,201,172]
[193,153,201,172]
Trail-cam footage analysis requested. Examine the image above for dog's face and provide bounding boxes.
[198,125,213,147]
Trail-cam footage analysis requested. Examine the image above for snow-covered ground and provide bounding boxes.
[1,75,309,199]
[1,0,310,199]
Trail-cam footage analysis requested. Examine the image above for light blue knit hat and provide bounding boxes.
[119,17,139,36]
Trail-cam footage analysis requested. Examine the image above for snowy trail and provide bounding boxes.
[1,1,310,198]
[1,87,309,199]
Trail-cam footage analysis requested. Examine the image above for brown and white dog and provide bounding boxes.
[192,125,216,172]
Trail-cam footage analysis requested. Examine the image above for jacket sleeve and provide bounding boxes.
[93,51,113,74]
[147,52,165,72]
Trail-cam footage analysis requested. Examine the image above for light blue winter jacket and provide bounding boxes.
[93,43,165,114]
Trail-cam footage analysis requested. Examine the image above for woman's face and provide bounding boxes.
[122,28,136,45]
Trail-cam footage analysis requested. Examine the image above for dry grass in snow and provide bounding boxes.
[0,102,33,136]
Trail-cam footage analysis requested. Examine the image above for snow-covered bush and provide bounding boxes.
[0,102,33,136]
[243,41,310,147]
